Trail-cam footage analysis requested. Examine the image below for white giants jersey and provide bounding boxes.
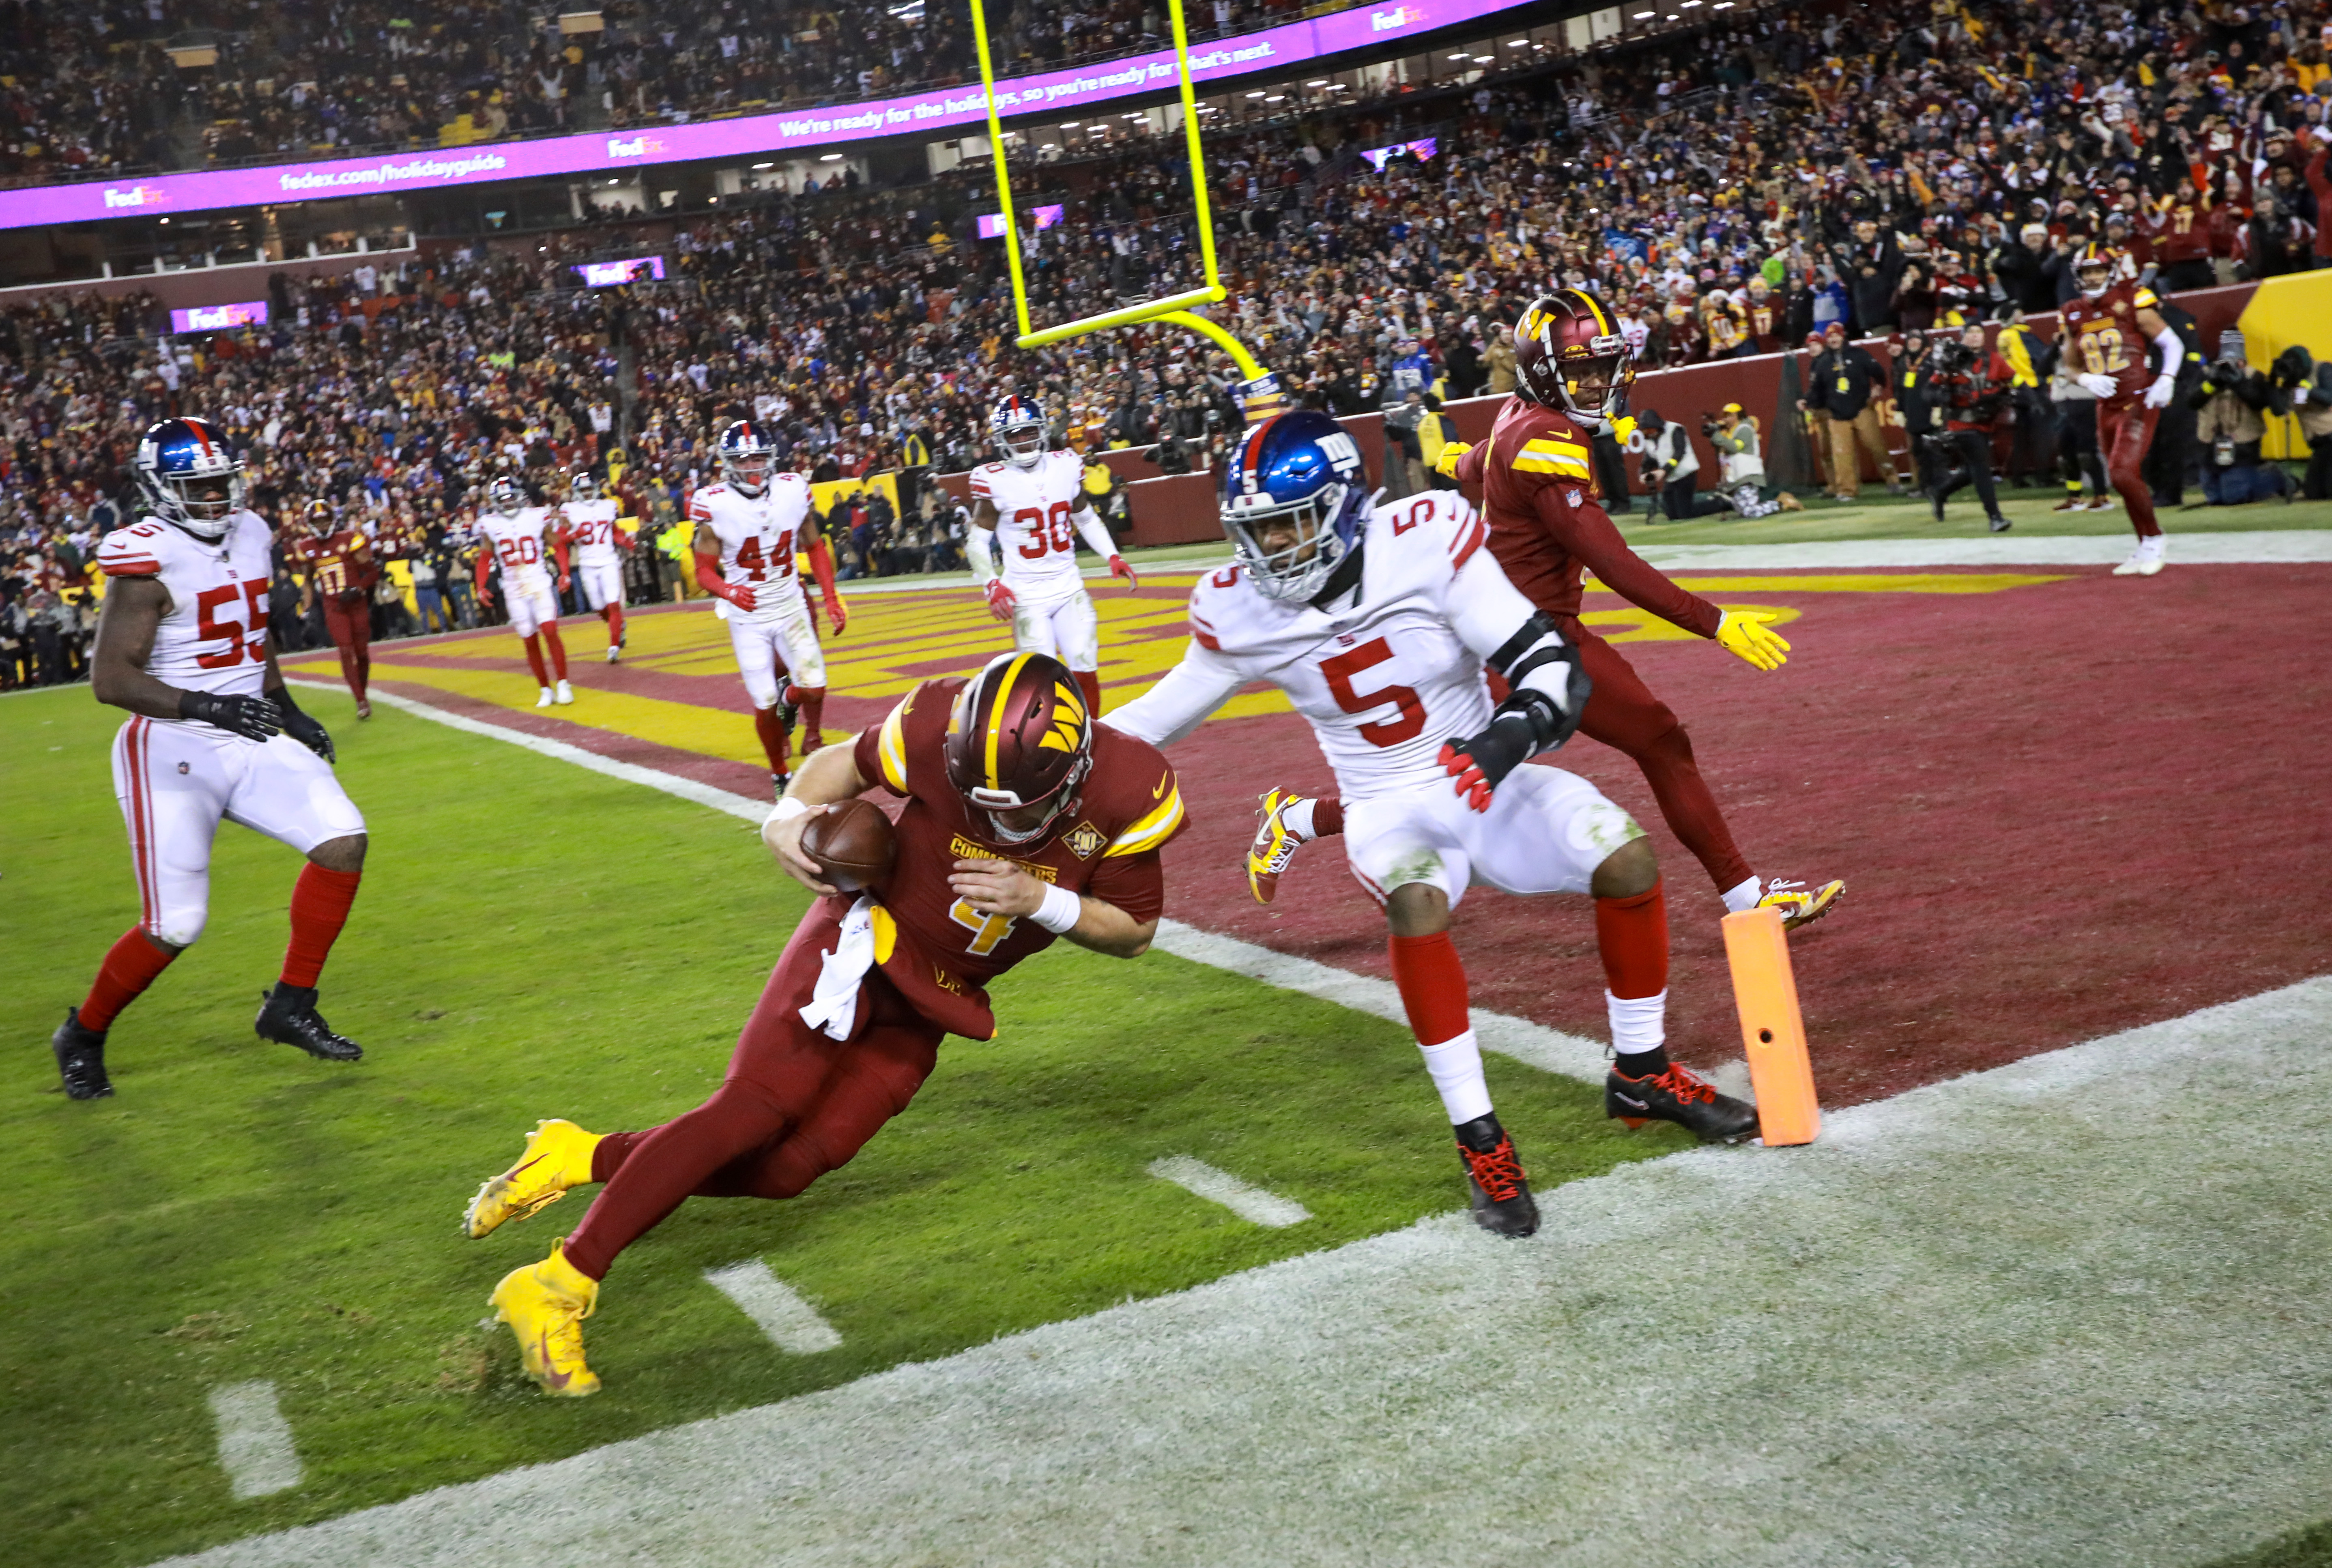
[564,498,623,565]
[971,450,1090,601]
[479,507,559,588]
[1113,490,1546,801]
[97,511,275,712]
[691,475,811,623]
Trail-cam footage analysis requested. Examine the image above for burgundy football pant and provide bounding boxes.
[1557,616,1754,897]
[2098,402,2162,538]
[562,912,942,1280]
[322,596,370,702]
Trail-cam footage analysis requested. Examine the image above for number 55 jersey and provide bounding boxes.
[847,672,1186,1040]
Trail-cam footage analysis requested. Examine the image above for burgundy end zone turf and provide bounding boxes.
[1153,565,2332,1104]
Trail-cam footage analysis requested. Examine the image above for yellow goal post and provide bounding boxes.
[963,0,1281,412]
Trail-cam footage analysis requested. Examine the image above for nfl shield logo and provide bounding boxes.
[1565,487,1584,507]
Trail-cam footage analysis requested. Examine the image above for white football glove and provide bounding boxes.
[2076,372,2119,400]
[2143,377,2176,410]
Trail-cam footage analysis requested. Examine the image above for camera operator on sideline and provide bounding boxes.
[2274,346,2332,499]
[1894,329,1942,497]
[1707,403,1805,517]
[2194,354,2295,506]
[1636,408,1729,521]
[1928,323,2014,533]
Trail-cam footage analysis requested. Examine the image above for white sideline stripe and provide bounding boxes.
[323,676,1618,1085]
[1147,1156,1311,1228]
[1631,527,2332,569]
[702,1261,843,1355]
[205,1381,301,1500]
[1151,920,1609,1083]
[150,979,2332,1568]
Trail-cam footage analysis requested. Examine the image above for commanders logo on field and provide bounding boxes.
[1062,821,1108,860]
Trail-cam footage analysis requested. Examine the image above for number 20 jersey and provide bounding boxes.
[1184,490,1502,802]
[969,451,1087,603]
[97,511,275,718]
[692,475,812,623]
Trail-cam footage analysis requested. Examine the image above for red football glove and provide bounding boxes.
[557,572,572,593]
[1439,741,1497,812]
[823,593,848,636]
[984,579,1017,622]
[1109,554,1139,591]
[725,582,759,613]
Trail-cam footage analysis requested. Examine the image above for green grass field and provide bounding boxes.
[0,682,1697,1568]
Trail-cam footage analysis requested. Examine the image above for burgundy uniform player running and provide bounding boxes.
[2059,243,2185,577]
[462,651,1185,1395]
[1251,289,1843,930]
[290,499,377,719]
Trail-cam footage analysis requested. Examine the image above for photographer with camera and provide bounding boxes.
[1636,409,1728,522]
[1926,324,2014,533]
[1706,404,1804,518]
[2192,355,2295,506]
[2273,347,2332,500]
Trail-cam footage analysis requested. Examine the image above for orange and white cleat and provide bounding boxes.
[1246,788,1313,904]
[1758,877,1846,932]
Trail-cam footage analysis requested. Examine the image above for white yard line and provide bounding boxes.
[1630,527,2332,569]
[152,979,2332,1568]
[204,1381,301,1501]
[1146,1156,1313,1228]
[701,1261,844,1355]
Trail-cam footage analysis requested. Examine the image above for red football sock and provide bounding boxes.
[80,926,180,1031]
[1312,797,1345,837]
[785,683,827,748]
[522,634,550,687]
[1595,880,1669,999]
[339,643,369,701]
[753,704,791,774]
[1388,929,1471,1047]
[603,602,625,646]
[542,621,570,680]
[1075,669,1103,717]
[281,863,363,988]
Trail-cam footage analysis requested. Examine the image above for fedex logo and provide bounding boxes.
[606,135,668,159]
[1369,5,1423,30]
[103,184,168,209]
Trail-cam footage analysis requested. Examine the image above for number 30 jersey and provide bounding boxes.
[970,451,1103,604]
[1109,490,1557,802]
[692,475,812,623]
[97,511,275,719]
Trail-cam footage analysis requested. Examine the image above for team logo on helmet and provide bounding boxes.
[988,395,1048,469]
[1513,288,1635,427]
[488,475,526,516]
[1217,410,1369,604]
[942,652,1093,845]
[2074,243,2132,299]
[134,417,245,542]
[717,420,776,495]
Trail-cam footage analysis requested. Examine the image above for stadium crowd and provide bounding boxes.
[7,0,2332,685]
[0,0,1334,187]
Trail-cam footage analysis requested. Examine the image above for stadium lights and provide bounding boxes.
[1246,89,1266,97]
[752,161,774,169]
[1447,52,1470,58]
[1633,8,1653,15]
[1124,111,1143,119]
[1306,78,1328,86]
[1473,54,1494,62]
[1060,121,1079,128]
[1266,93,1285,101]
[820,152,843,160]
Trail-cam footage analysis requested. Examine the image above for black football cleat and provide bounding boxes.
[1606,1063,1757,1143]
[1986,513,2013,533]
[1454,1113,1539,1237]
[770,769,792,801]
[52,1007,114,1100]
[254,984,363,1062]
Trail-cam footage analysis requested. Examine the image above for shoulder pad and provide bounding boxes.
[2133,288,2160,309]
[97,523,169,577]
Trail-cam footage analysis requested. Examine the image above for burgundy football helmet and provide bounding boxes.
[1513,288,1634,425]
[943,651,1093,844]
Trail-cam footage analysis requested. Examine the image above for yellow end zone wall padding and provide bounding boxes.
[2235,270,2332,460]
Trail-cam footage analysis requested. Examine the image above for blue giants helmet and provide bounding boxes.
[987,394,1047,468]
[134,417,245,541]
[716,419,776,495]
[1219,410,1370,603]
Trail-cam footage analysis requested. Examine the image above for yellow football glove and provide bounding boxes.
[1715,609,1790,671]
[1432,440,1473,479]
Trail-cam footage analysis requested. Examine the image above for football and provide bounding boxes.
[800,798,897,893]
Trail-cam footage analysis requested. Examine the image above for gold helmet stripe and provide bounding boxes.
[984,652,1035,791]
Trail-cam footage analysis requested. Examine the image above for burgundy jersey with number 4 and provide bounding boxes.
[849,676,1186,1037]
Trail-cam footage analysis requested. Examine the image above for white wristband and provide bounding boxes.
[767,795,810,828]
[1031,881,1084,935]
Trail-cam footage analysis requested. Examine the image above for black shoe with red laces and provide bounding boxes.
[1453,1113,1539,1237]
[1605,1063,1757,1143]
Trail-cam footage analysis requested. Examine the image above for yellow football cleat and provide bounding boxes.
[1759,878,1845,932]
[490,1239,602,1397]
[463,1118,604,1239]
[1247,788,1311,905]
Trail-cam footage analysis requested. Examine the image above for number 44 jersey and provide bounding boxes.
[692,474,813,622]
[1110,489,1558,803]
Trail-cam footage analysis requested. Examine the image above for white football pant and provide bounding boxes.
[500,576,561,638]
[1010,586,1099,672]
[577,560,624,612]
[726,591,825,708]
[111,717,367,948]
[1343,763,1644,908]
